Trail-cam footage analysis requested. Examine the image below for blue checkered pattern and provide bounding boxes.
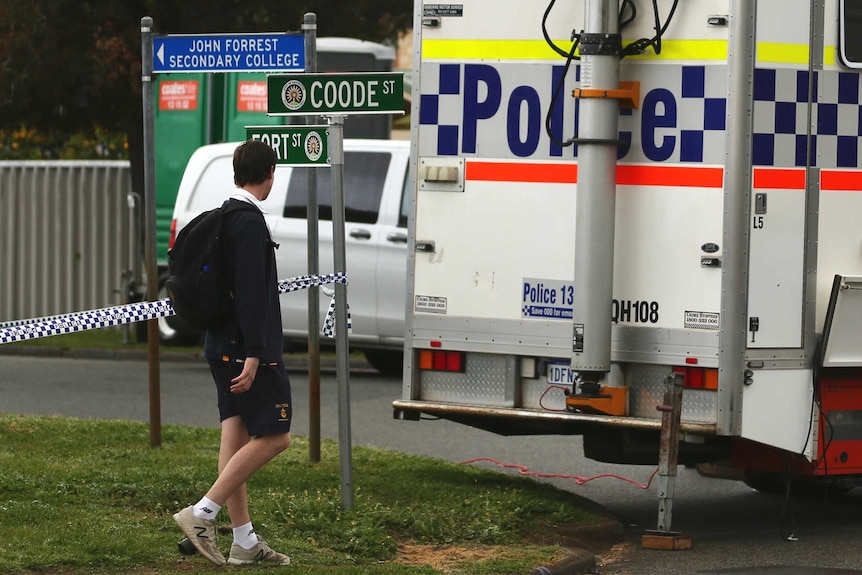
[0,299,174,344]
[678,65,727,163]
[752,69,861,168]
[1,274,351,344]
[279,273,352,339]
[419,63,463,156]
[418,63,861,168]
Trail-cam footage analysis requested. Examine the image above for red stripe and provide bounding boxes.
[752,168,806,189]
[822,170,862,191]
[461,162,862,191]
[466,161,578,183]
[466,161,723,187]
[616,165,723,188]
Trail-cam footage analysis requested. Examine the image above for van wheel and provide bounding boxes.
[158,273,202,346]
[363,350,403,376]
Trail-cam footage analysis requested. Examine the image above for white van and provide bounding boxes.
[160,139,411,374]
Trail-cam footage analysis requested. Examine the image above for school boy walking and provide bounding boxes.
[173,140,292,566]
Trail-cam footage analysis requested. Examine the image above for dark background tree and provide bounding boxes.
[0,0,412,138]
[0,0,412,256]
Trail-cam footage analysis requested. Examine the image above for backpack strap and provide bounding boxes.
[221,199,276,247]
[222,199,260,216]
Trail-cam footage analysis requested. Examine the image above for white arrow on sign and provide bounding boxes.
[156,43,165,66]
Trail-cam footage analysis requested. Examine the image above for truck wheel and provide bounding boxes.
[363,350,403,376]
[157,273,202,347]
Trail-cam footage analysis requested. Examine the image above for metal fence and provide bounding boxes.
[0,161,140,324]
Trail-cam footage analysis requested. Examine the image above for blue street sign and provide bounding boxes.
[153,33,305,73]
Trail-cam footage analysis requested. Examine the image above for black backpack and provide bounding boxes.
[165,201,258,330]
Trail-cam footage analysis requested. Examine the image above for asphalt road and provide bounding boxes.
[2,351,862,574]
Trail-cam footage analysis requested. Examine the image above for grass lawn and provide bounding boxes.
[0,414,605,574]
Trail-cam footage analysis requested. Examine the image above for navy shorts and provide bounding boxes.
[208,359,293,437]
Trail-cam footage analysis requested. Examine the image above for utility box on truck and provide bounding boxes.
[395,0,862,512]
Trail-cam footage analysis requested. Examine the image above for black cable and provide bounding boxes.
[817,404,834,477]
[619,0,637,30]
[542,0,580,59]
[544,34,580,148]
[808,346,834,474]
[621,0,680,58]
[541,0,677,144]
[779,453,798,541]
[799,358,819,458]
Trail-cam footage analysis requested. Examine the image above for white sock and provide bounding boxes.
[192,497,221,520]
[233,522,259,549]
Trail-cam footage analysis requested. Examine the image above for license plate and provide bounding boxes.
[546,361,577,386]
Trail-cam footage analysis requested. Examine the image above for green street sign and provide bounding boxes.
[246,126,329,165]
[267,72,404,115]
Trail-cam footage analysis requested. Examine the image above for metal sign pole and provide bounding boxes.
[303,12,322,465]
[140,16,162,448]
[327,114,354,510]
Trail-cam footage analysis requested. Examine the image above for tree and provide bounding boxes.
[0,0,412,139]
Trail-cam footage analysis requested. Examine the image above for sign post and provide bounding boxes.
[267,73,404,115]
[245,126,329,165]
[153,33,305,74]
[263,69,404,511]
[140,17,161,448]
[302,13,323,468]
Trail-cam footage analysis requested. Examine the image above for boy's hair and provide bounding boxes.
[233,140,277,187]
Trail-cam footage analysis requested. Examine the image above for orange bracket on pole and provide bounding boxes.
[572,80,640,109]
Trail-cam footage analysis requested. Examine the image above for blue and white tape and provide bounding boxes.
[0,273,350,344]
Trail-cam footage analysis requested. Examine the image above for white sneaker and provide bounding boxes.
[172,505,226,566]
[228,539,291,565]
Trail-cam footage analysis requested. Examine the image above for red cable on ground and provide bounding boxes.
[460,457,658,489]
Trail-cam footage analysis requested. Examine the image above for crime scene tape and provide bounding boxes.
[0,273,350,345]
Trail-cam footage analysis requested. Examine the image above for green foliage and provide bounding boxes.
[0,415,596,574]
[0,125,129,159]
[0,0,413,151]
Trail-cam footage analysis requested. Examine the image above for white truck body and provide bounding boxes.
[396,0,862,487]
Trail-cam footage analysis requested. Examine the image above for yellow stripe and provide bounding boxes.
[422,39,570,60]
[422,38,728,61]
[622,40,727,61]
[757,42,809,65]
[423,39,827,66]
[824,46,836,66]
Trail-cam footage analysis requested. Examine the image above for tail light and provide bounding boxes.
[672,366,718,390]
[418,349,465,373]
[169,219,178,250]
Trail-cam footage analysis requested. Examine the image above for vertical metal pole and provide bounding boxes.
[122,192,141,344]
[140,17,161,448]
[303,12,322,465]
[328,114,354,509]
[570,0,620,383]
[718,0,756,436]
[656,373,683,532]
